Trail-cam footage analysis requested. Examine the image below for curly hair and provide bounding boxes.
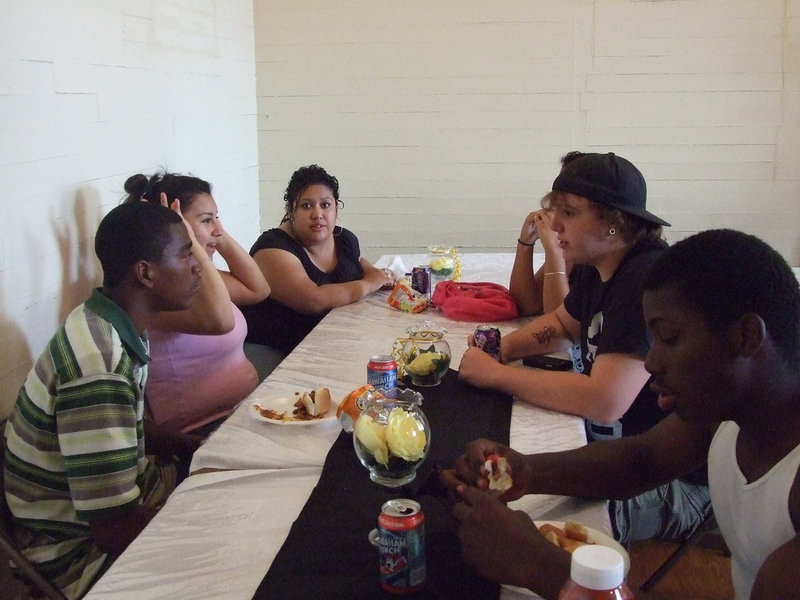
[643,229,800,366]
[281,164,343,223]
[541,191,664,246]
[123,171,212,212]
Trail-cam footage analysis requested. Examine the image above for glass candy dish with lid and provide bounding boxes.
[353,388,430,487]
[398,321,451,387]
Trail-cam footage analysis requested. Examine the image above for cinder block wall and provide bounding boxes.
[0,2,260,416]
[254,0,800,261]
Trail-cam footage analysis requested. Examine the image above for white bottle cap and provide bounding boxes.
[570,545,625,590]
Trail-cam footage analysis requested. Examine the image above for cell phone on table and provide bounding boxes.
[522,354,574,371]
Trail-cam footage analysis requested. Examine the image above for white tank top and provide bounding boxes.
[708,421,800,598]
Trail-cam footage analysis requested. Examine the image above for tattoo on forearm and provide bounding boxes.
[532,325,559,346]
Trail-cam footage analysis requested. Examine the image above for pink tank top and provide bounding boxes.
[146,304,259,433]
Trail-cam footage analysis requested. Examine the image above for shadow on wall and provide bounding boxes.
[0,186,104,418]
[0,291,32,419]
[54,186,103,323]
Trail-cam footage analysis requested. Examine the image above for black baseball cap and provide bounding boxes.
[552,152,670,227]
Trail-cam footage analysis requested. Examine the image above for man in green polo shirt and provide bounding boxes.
[3,201,203,598]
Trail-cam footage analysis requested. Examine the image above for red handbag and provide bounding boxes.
[431,281,519,322]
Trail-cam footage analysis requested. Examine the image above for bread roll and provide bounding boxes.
[483,454,513,493]
[302,387,331,417]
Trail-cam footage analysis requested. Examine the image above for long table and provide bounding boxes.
[83,253,609,600]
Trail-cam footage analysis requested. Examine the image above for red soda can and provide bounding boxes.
[474,325,501,359]
[367,355,398,396]
[410,266,432,300]
[376,498,426,593]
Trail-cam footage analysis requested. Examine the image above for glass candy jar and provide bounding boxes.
[353,388,430,487]
[426,246,461,285]
[400,321,451,387]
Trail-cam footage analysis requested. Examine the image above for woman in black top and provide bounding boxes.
[243,165,394,354]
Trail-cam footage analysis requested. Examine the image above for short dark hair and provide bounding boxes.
[124,171,212,213]
[95,202,183,288]
[643,229,800,366]
[282,164,343,223]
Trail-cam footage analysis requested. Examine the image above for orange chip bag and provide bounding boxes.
[337,384,375,431]
[388,281,428,313]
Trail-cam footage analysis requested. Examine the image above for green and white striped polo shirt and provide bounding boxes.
[3,288,159,598]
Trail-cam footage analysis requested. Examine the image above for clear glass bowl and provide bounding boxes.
[400,322,451,387]
[353,388,430,487]
[427,247,456,280]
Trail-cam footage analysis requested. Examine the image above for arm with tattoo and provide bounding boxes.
[501,308,574,363]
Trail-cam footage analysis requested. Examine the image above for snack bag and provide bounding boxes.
[388,281,428,313]
[337,384,375,432]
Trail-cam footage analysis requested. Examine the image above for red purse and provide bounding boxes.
[431,281,519,322]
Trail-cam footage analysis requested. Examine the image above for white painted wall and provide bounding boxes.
[0,1,260,416]
[253,0,800,262]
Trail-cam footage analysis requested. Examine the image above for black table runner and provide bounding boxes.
[252,369,514,600]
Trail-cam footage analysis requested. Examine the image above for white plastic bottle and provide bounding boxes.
[558,545,634,600]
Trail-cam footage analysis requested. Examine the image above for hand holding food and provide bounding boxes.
[450,439,530,502]
[483,453,513,493]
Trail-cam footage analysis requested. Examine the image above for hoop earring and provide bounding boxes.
[609,227,616,236]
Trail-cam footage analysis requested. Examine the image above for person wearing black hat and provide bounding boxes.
[460,152,709,545]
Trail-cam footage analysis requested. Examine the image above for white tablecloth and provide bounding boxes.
[85,253,608,600]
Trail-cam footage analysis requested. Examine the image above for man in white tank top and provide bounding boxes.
[443,229,800,600]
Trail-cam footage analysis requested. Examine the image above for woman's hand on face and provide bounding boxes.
[158,192,197,241]
[519,211,542,246]
[535,211,561,256]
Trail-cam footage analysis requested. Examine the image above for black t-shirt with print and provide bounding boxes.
[563,237,667,439]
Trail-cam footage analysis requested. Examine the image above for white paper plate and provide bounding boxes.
[249,393,338,426]
[501,520,629,597]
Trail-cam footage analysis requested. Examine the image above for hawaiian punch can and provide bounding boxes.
[377,498,426,593]
[474,325,501,359]
[367,354,398,396]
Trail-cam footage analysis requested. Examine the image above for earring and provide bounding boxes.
[609,227,616,236]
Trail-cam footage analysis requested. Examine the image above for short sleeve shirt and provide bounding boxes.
[3,289,158,592]
[242,227,364,352]
[563,238,667,438]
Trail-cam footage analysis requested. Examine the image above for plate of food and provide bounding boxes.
[536,520,629,572]
[249,387,338,425]
[502,520,629,597]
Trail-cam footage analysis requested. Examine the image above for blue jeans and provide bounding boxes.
[610,479,711,545]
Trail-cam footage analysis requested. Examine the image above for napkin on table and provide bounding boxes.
[373,255,408,280]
